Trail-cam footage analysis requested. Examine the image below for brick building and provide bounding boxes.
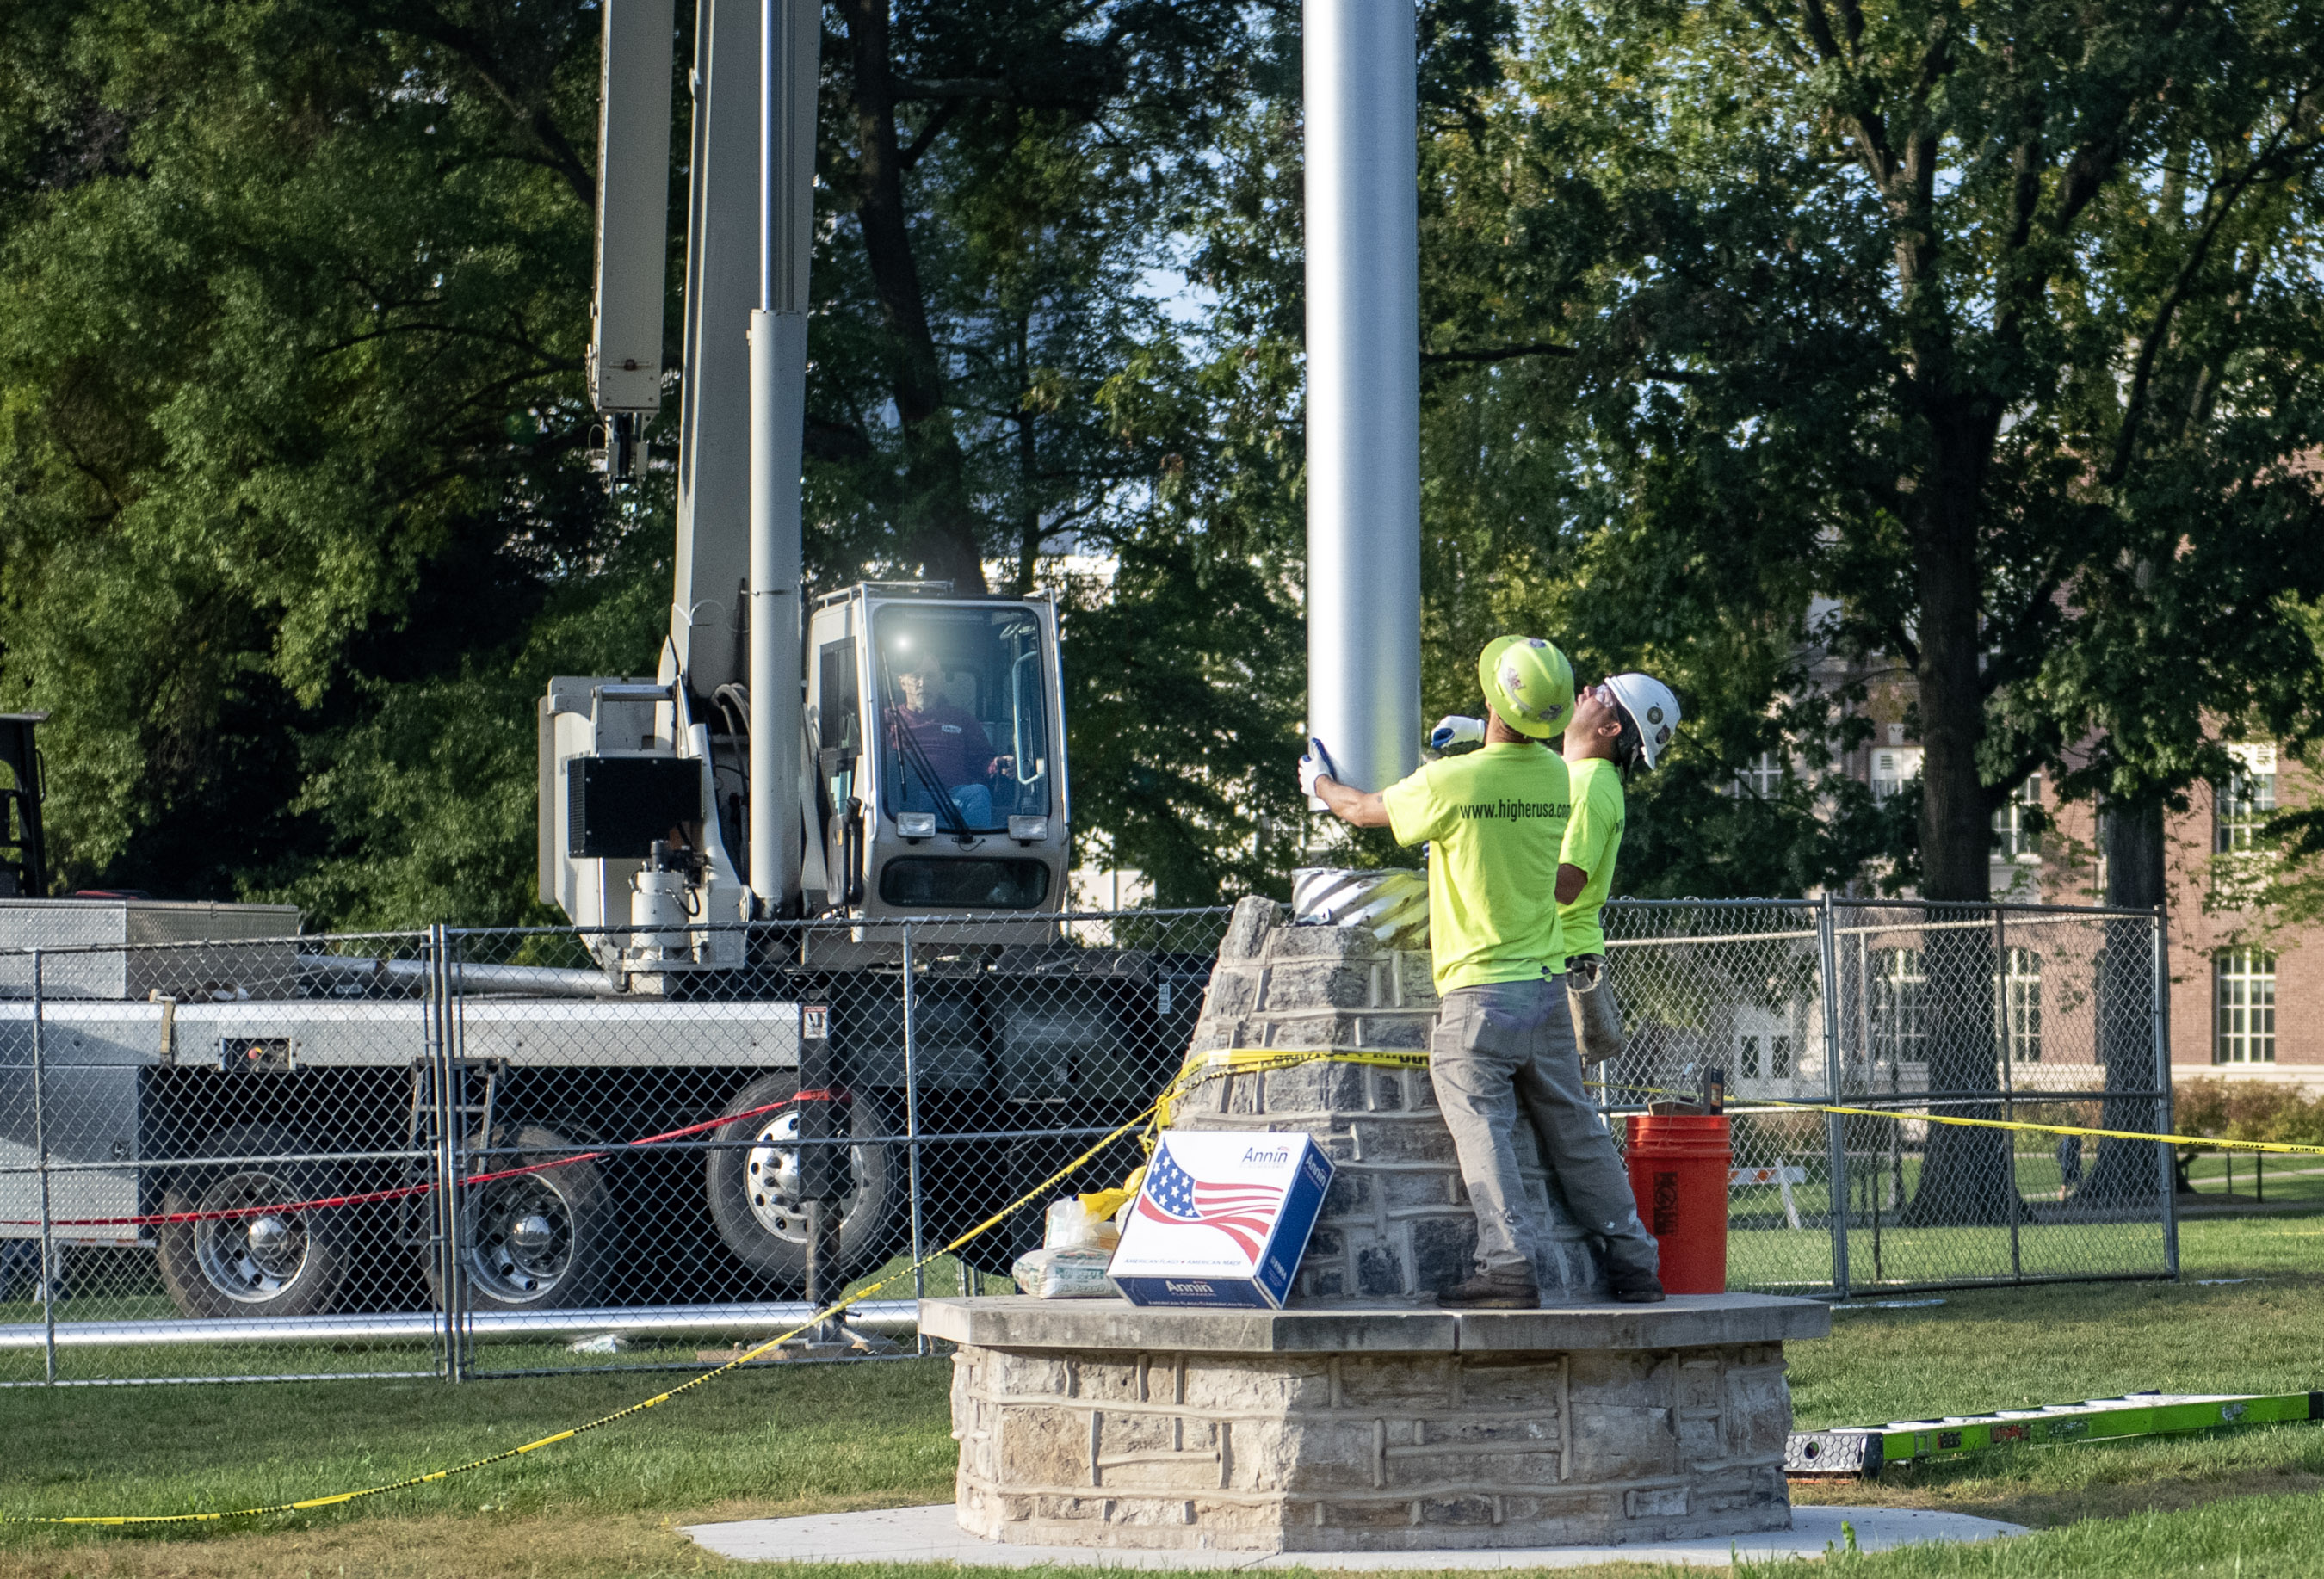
[1823,692,2317,1093]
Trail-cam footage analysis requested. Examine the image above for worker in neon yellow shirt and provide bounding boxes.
[1556,673,1683,1062]
[1303,638,1662,1309]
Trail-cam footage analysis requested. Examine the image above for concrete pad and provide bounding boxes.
[682,1502,2025,1569]
[917,1293,1828,1355]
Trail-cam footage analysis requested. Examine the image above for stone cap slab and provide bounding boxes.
[920,1298,1458,1354]
[918,1292,1828,1354]
[1454,1292,1830,1349]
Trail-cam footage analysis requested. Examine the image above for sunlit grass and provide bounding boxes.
[0,1212,2315,1575]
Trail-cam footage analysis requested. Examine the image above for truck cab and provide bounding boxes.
[807,583,1069,922]
[539,582,1070,968]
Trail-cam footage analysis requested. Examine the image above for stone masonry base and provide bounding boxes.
[927,1297,1826,1552]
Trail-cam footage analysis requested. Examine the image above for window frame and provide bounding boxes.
[2213,948,2278,1064]
[2214,762,2277,854]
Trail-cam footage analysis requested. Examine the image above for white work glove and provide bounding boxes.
[1430,714,1485,750]
[1297,737,1340,800]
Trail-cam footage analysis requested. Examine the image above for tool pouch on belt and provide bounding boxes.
[1565,953,1626,1065]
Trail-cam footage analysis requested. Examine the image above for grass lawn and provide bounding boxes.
[0,1212,2318,1576]
[2180,1149,2324,1205]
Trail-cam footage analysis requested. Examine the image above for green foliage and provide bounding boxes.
[253,516,671,929]
[2173,1076,2324,1153]
[1061,538,1302,905]
[1395,0,2324,902]
[0,1,613,910]
[0,0,1287,921]
[9,0,2324,925]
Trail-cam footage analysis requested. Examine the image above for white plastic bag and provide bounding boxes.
[1043,1198,1122,1253]
[1011,1245,1119,1298]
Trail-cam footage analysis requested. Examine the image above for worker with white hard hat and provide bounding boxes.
[1432,672,1680,1064]
[1554,673,1681,1062]
[1305,638,1663,1310]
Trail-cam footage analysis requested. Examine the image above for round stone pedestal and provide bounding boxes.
[927,1295,1830,1552]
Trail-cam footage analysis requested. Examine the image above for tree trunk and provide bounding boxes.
[1899,419,2017,1225]
[2074,799,2171,1208]
[843,0,986,589]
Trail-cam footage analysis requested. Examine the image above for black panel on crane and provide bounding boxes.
[566,756,703,859]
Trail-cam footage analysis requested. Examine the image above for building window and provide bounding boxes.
[1739,1033,1793,1081]
[2214,747,2277,853]
[2000,946,2043,1064]
[1870,748,1922,805]
[1734,751,1783,799]
[1993,776,2043,862]
[1870,947,1925,1064]
[2214,950,2277,1064]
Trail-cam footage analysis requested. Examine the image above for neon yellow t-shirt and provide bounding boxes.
[1557,756,1627,957]
[1380,743,1571,992]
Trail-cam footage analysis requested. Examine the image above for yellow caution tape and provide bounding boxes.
[1593,1079,2324,1157]
[1165,1045,2324,1158]
[1152,1045,1430,1132]
[25,1040,2296,1527]
[1,1101,1164,1527]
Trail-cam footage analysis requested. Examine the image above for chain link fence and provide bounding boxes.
[0,909,1227,1385]
[0,897,2172,1386]
[1598,897,2176,1299]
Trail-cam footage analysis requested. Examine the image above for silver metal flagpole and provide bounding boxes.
[1302,0,1421,794]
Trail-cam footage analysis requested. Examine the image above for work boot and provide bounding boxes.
[1437,1268,1539,1309]
[1609,1268,1666,1305]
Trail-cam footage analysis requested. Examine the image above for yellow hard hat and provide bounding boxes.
[1478,637,1575,739]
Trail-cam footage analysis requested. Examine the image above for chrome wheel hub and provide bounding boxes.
[193,1174,311,1303]
[466,1177,573,1299]
[743,1109,862,1243]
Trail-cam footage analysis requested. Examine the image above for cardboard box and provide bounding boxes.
[1108,1130,1333,1308]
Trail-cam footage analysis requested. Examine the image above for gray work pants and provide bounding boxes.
[1429,977,1659,1282]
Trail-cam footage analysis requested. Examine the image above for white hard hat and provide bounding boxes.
[1603,673,1682,769]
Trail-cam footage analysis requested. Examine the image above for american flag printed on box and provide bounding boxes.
[1109,1131,1334,1309]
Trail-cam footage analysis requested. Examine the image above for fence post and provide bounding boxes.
[1996,907,2020,1280]
[1819,893,1849,1300]
[901,922,928,1332]
[429,923,466,1383]
[2153,907,2179,1278]
[31,947,56,1385]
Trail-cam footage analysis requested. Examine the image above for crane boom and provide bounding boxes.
[747,0,819,912]
[669,0,766,706]
[550,0,1072,959]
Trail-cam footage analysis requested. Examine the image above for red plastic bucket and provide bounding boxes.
[1624,1114,1730,1294]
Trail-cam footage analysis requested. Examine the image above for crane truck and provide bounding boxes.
[0,0,1206,1329]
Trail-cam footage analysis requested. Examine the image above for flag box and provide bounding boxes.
[1108,1130,1334,1309]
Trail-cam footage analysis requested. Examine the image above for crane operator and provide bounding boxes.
[891,652,1013,829]
[1302,637,1664,1310]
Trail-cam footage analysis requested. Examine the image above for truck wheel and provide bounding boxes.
[706,1074,903,1289]
[157,1126,355,1319]
[431,1126,612,1311]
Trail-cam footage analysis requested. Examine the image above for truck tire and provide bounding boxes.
[705,1073,903,1289]
[157,1126,357,1320]
[432,1125,612,1311]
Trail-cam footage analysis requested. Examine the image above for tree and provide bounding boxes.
[0,0,1292,919]
[1396,0,2324,1220]
[0,1,618,905]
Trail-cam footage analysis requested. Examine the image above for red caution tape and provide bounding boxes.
[4,1088,850,1229]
